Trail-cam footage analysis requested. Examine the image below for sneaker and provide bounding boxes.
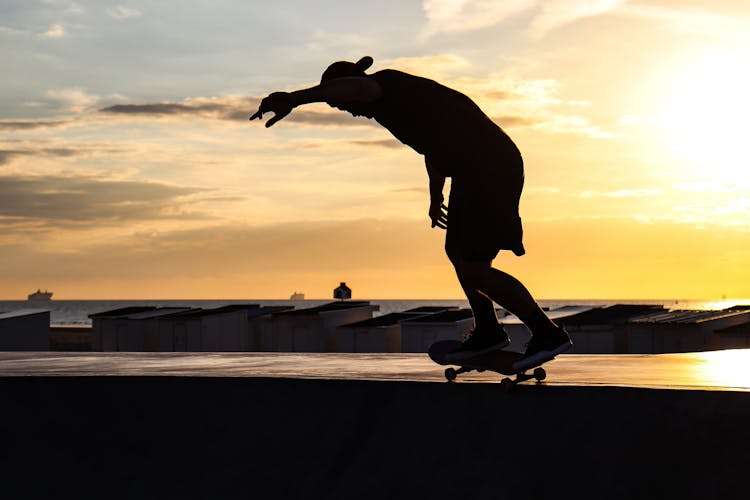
[512,326,573,371]
[445,325,510,362]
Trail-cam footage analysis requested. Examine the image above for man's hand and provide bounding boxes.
[249,92,294,128]
[429,201,448,230]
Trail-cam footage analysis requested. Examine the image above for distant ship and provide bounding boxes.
[289,291,305,300]
[28,289,53,301]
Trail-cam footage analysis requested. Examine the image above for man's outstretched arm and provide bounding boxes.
[250,77,381,127]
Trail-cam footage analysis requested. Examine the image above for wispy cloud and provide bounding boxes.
[107,5,142,21]
[39,23,65,39]
[580,189,662,198]
[379,54,471,78]
[306,29,370,52]
[0,120,68,131]
[350,138,402,149]
[0,173,209,226]
[530,0,625,38]
[421,0,536,37]
[99,96,378,128]
[421,0,626,38]
[623,3,749,37]
[0,144,127,166]
[46,87,99,112]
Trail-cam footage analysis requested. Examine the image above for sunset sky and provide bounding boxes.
[2,0,749,300]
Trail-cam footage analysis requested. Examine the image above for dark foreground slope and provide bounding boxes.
[2,377,749,499]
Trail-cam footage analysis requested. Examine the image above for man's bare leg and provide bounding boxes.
[444,251,510,360]
[450,257,500,330]
[455,259,553,328]
[455,258,572,368]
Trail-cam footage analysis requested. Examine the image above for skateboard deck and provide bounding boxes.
[428,340,548,389]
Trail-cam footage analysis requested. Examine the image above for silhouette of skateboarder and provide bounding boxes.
[250,56,572,370]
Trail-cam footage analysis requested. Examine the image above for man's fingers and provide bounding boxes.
[249,110,262,121]
[265,112,282,127]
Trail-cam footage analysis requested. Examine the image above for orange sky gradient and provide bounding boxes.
[1,1,749,300]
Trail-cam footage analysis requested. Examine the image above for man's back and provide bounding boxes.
[363,69,519,175]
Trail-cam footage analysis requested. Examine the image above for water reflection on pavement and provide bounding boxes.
[0,350,749,391]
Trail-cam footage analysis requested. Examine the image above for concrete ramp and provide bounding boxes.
[2,349,750,390]
[2,372,749,498]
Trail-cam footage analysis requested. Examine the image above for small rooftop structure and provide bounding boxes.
[333,282,352,301]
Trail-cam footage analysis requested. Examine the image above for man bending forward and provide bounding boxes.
[250,56,572,370]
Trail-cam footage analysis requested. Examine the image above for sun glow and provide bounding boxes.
[659,44,750,185]
[693,350,750,390]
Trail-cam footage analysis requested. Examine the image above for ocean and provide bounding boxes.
[2,298,746,327]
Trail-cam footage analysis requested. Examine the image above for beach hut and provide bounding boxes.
[400,309,475,353]
[90,307,192,351]
[556,304,665,354]
[262,301,378,352]
[336,307,457,353]
[0,309,50,351]
[627,308,750,353]
[157,305,293,352]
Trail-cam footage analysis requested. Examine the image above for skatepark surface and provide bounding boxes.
[2,350,750,499]
[2,349,750,390]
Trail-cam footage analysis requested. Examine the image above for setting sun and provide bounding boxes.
[659,42,750,186]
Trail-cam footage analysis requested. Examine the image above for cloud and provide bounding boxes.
[421,0,536,37]
[306,29,370,52]
[379,54,471,78]
[350,139,402,149]
[491,115,542,128]
[108,5,142,20]
[46,87,99,112]
[421,0,626,38]
[0,174,209,225]
[580,189,662,198]
[99,96,378,128]
[39,24,65,39]
[623,4,749,37]
[0,120,68,131]
[534,115,617,139]
[0,144,124,166]
[530,0,626,38]
[99,97,257,122]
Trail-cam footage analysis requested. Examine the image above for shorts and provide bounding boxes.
[444,153,525,262]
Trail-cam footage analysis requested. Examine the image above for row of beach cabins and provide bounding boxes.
[2,301,750,354]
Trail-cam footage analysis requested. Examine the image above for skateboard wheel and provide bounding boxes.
[533,367,546,381]
[445,367,457,382]
[500,378,513,391]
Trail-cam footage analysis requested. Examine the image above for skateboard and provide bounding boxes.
[428,340,547,390]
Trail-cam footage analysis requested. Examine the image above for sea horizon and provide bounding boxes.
[3,297,750,327]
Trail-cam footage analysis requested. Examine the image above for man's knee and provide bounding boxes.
[461,259,491,281]
[445,244,462,267]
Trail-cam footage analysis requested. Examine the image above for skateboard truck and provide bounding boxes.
[443,365,547,390]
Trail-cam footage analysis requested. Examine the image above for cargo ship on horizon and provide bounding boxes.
[28,289,53,301]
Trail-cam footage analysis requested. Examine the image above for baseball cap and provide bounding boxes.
[320,56,374,83]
